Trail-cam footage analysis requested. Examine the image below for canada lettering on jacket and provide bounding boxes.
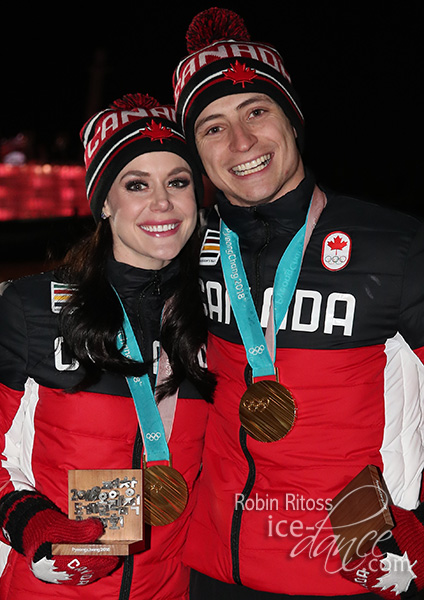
[53,337,161,373]
[201,281,356,336]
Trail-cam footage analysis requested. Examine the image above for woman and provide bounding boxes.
[0,93,215,599]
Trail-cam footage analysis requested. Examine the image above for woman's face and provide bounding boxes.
[103,152,198,270]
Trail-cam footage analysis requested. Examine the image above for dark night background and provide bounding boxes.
[1,1,423,276]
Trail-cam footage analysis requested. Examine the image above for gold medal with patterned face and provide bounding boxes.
[143,464,188,526]
[239,380,296,443]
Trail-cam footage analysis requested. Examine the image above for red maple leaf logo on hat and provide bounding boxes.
[140,120,177,143]
[223,61,258,88]
[328,235,348,254]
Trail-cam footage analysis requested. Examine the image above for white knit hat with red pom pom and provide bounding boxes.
[172,7,304,153]
[80,93,203,222]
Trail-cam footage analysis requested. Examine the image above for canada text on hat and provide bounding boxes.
[172,7,304,150]
[80,93,199,222]
[82,105,178,167]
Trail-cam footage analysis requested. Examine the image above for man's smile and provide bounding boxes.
[231,154,272,177]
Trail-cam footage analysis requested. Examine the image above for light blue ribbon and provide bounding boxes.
[219,199,312,379]
[114,290,170,464]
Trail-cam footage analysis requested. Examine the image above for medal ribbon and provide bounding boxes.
[113,290,176,465]
[220,186,326,380]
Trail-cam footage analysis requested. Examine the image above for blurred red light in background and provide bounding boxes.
[0,164,90,221]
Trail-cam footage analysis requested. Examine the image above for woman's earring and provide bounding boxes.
[101,211,108,220]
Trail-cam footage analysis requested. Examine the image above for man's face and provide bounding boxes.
[194,93,305,207]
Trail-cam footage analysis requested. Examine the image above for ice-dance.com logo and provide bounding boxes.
[234,487,393,574]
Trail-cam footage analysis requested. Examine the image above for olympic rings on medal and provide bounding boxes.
[146,431,162,441]
[147,481,164,494]
[248,345,265,356]
[243,395,270,413]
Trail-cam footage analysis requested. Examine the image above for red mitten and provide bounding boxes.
[341,503,424,598]
[0,490,119,585]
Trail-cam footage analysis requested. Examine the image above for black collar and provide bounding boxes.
[216,170,316,237]
[106,256,179,303]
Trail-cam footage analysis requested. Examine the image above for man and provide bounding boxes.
[172,7,424,600]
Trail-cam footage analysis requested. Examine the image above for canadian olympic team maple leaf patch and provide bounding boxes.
[321,231,351,271]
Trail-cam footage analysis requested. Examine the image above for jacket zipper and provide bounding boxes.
[118,275,160,600]
[230,216,270,585]
[231,427,256,585]
[136,273,161,360]
[118,428,143,600]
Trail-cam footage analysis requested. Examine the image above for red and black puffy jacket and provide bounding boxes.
[184,172,424,596]
[0,258,208,600]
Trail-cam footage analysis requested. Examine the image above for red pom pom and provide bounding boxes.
[186,7,250,54]
[110,93,160,110]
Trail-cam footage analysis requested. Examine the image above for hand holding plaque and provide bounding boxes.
[52,469,144,557]
[328,465,394,565]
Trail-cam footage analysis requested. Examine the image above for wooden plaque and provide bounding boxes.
[52,469,144,556]
[329,465,394,564]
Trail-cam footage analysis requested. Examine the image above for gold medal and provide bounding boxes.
[239,380,296,443]
[143,464,188,526]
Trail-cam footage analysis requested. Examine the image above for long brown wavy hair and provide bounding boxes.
[56,218,215,403]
